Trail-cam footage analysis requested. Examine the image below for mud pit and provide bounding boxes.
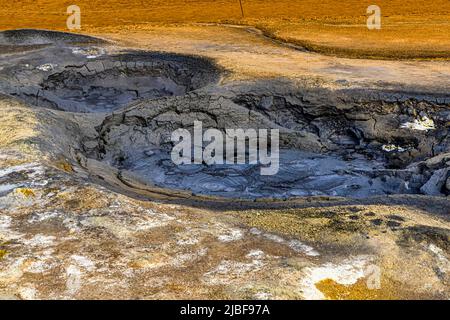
[1,30,450,200]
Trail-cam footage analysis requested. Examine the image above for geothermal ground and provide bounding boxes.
[0,26,449,299]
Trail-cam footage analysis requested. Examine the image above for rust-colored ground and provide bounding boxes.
[1,0,449,59]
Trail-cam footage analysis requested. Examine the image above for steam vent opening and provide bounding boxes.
[1,30,450,200]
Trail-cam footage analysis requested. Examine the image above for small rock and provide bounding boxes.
[36,63,56,72]
[144,150,156,157]
[420,169,449,196]
[83,141,98,149]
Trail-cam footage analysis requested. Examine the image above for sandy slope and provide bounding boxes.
[0,0,449,59]
[92,24,450,93]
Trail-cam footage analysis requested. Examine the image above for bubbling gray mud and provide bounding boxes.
[121,149,405,199]
[2,29,450,200]
[89,88,450,199]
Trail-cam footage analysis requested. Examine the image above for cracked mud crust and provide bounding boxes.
[0,29,449,300]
